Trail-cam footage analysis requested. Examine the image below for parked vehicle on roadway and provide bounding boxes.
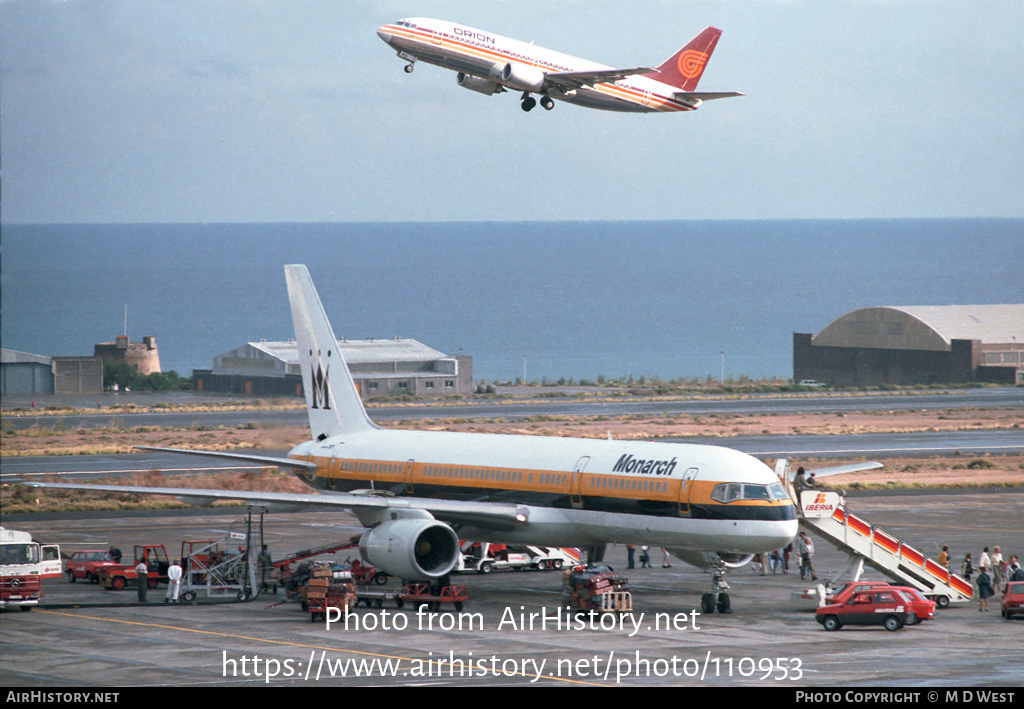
[66,550,118,584]
[1,527,61,610]
[816,589,913,631]
[1002,581,1024,620]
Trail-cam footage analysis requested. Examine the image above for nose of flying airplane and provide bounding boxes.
[377,27,393,45]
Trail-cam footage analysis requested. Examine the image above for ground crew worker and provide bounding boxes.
[135,557,149,602]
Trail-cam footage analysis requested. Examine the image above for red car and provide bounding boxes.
[826,580,893,605]
[816,588,913,631]
[1002,581,1024,620]
[888,586,936,624]
[66,550,118,584]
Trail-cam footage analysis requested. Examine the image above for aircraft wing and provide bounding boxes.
[544,66,654,91]
[135,446,320,473]
[28,481,529,532]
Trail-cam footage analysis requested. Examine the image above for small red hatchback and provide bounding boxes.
[1002,581,1024,620]
[817,588,913,631]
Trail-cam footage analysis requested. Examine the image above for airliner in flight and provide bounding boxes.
[35,266,876,613]
[376,18,742,113]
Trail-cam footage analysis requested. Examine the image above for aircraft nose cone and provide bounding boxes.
[377,27,393,45]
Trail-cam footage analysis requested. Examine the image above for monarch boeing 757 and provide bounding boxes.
[34,266,881,613]
[376,18,743,113]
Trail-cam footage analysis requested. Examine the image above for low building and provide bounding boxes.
[794,305,1024,387]
[194,338,473,398]
[1,349,104,394]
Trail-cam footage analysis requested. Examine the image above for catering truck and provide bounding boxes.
[0,527,61,611]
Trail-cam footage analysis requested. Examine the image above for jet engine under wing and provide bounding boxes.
[544,66,654,91]
[135,446,320,473]
[28,481,530,532]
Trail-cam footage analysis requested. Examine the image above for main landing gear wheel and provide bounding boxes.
[701,593,715,614]
[521,96,536,112]
[540,96,554,110]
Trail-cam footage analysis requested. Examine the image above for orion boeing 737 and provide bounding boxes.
[34,266,880,613]
[376,18,742,113]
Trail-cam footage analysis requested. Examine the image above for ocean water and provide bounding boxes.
[2,219,1022,382]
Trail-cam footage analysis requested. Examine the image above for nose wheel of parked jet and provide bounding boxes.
[701,566,733,614]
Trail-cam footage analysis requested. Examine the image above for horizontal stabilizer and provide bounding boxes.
[674,91,744,101]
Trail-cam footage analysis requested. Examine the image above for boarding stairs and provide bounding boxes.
[777,461,973,606]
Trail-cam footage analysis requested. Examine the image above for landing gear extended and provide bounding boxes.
[700,565,733,614]
[521,92,555,112]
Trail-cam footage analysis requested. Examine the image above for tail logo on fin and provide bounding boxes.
[310,349,332,411]
[677,50,710,79]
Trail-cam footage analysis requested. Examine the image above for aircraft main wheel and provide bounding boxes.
[716,592,732,614]
[521,97,536,112]
[701,593,715,614]
[404,63,414,73]
[822,615,842,631]
[884,615,904,631]
[540,96,554,110]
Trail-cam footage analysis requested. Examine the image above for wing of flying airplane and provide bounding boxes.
[543,66,655,91]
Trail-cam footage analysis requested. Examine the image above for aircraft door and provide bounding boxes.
[404,459,416,494]
[570,456,590,508]
[677,467,699,515]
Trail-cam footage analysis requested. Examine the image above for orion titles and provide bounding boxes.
[613,454,678,476]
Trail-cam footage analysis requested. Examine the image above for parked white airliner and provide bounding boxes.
[35,266,832,613]
[377,18,742,113]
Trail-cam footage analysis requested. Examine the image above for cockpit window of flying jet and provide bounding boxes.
[376,18,743,113]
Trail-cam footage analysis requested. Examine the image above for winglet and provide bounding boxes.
[645,27,723,91]
[285,265,377,439]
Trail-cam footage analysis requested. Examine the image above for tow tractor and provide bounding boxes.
[99,545,170,590]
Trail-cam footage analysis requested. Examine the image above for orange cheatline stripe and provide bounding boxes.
[385,26,692,112]
[36,609,609,686]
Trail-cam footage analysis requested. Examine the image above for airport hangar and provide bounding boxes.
[793,304,1024,387]
[192,338,474,398]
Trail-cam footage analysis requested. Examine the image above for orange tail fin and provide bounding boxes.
[645,27,723,91]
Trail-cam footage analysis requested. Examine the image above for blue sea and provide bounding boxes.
[2,220,1022,383]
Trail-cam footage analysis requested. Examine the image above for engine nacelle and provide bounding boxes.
[488,62,545,93]
[457,72,502,95]
[359,518,459,580]
[669,549,755,571]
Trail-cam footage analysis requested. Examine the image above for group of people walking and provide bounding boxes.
[942,544,1023,611]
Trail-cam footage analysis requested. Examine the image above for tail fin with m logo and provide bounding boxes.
[285,264,377,440]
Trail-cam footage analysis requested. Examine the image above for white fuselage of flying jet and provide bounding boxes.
[377,18,704,113]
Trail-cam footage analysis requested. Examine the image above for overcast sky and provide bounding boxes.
[2,0,1022,224]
